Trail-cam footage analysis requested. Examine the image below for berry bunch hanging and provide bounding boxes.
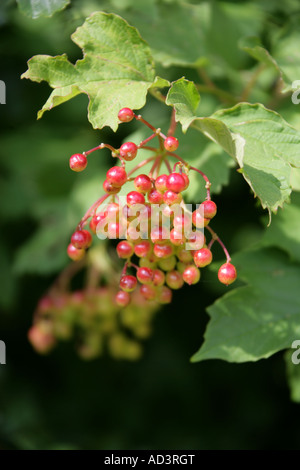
[67,108,237,308]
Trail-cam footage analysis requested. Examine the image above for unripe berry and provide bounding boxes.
[120,142,138,161]
[137,267,154,284]
[164,136,179,152]
[158,255,177,271]
[28,325,56,354]
[106,166,127,187]
[148,188,164,204]
[153,243,174,259]
[218,263,237,285]
[134,240,152,258]
[116,240,134,258]
[200,200,217,219]
[139,258,157,269]
[115,290,131,307]
[176,246,193,263]
[140,284,157,301]
[89,212,107,234]
[163,190,182,205]
[71,229,92,249]
[194,248,213,268]
[166,270,184,290]
[120,275,137,292]
[155,174,168,192]
[166,173,186,193]
[153,269,165,287]
[127,191,145,206]
[69,153,87,172]
[134,174,152,193]
[157,285,172,304]
[67,243,85,261]
[182,265,200,285]
[192,210,210,228]
[118,107,134,122]
[103,179,121,194]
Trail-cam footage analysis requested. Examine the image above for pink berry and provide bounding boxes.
[163,190,182,205]
[166,270,184,290]
[148,188,164,204]
[182,265,200,285]
[115,290,131,307]
[166,173,186,193]
[120,142,138,161]
[134,241,152,258]
[134,174,152,193]
[127,191,145,206]
[137,267,154,284]
[164,136,179,152]
[194,248,213,268]
[218,263,237,285]
[69,153,87,172]
[118,107,134,122]
[120,275,137,292]
[150,226,169,245]
[140,284,157,301]
[107,221,126,239]
[155,174,168,192]
[28,325,56,354]
[192,210,210,228]
[153,243,174,259]
[182,173,190,190]
[200,200,217,219]
[106,166,127,187]
[103,179,121,194]
[170,228,185,246]
[67,243,85,261]
[187,231,205,250]
[71,230,92,249]
[153,269,165,287]
[116,240,134,258]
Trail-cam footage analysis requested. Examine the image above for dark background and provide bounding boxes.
[0,0,299,450]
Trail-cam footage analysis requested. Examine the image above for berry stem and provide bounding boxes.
[138,133,158,148]
[84,143,117,155]
[149,156,161,178]
[167,108,177,137]
[189,166,211,200]
[206,226,231,262]
[122,261,129,276]
[127,155,157,178]
[164,158,172,174]
[134,114,157,132]
[78,194,109,229]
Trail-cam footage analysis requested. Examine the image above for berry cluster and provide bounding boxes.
[67,108,237,308]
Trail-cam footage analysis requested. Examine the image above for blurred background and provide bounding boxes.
[1,0,300,450]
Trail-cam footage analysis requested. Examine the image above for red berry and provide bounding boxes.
[134,240,152,258]
[71,229,92,249]
[28,325,56,354]
[67,243,85,261]
[150,226,169,245]
[105,203,120,220]
[153,269,165,287]
[69,153,87,172]
[127,191,145,206]
[155,174,168,192]
[89,212,107,234]
[107,221,126,239]
[120,142,138,161]
[157,286,172,304]
[118,107,134,122]
[120,275,137,292]
[173,212,192,231]
[103,179,121,194]
[164,136,179,152]
[134,174,152,193]
[106,166,127,187]
[166,173,186,193]
[140,284,157,301]
[115,290,131,307]
[200,200,217,219]
[163,190,182,205]
[218,263,237,285]
[116,241,134,258]
[166,270,184,290]
[192,210,210,228]
[148,189,164,204]
[170,228,185,246]
[137,267,154,284]
[194,248,213,268]
[182,173,190,190]
[153,243,174,259]
[182,265,200,285]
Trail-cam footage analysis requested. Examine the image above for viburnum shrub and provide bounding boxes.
[23,10,300,367]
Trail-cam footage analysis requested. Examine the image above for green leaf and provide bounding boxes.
[285,351,300,403]
[22,12,157,130]
[261,193,300,263]
[239,36,279,71]
[191,248,300,363]
[17,0,70,19]
[167,79,300,212]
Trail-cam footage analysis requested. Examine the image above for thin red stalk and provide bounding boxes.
[121,261,129,276]
[167,108,177,136]
[127,155,157,178]
[84,143,116,155]
[138,133,157,148]
[149,156,160,178]
[134,114,157,132]
[164,158,172,174]
[206,226,231,262]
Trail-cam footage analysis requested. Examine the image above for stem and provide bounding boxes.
[134,114,157,132]
[240,64,265,102]
[138,133,157,149]
[78,194,110,229]
[127,155,157,178]
[121,261,129,276]
[197,68,236,104]
[189,166,211,200]
[84,143,116,155]
[206,225,231,262]
[164,158,172,174]
[167,108,177,136]
[149,156,161,179]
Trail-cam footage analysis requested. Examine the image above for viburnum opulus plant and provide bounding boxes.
[23,11,300,366]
